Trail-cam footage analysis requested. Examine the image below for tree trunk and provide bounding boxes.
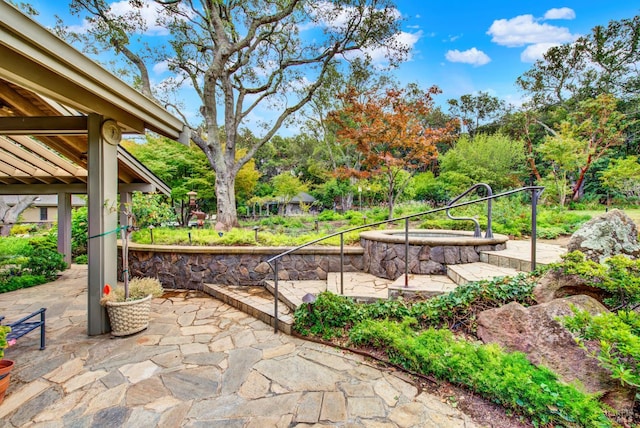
[215,172,239,231]
[0,196,37,236]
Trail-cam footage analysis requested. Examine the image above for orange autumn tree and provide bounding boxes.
[329,85,456,219]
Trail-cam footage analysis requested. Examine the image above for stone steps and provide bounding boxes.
[447,262,519,285]
[204,240,567,332]
[203,283,293,334]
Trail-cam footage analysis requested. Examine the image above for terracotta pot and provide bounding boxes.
[0,359,15,405]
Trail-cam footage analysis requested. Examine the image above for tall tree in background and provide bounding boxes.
[60,0,407,230]
[330,85,455,219]
[517,15,639,108]
[447,91,505,137]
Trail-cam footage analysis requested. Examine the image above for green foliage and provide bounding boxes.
[130,226,363,247]
[0,325,10,359]
[409,274,537,333]
[599,156,640,199]
[564,308,640,389]
[131,192,177,228]
[349,320,610,427]
[440,133,526,191]
[23,236,67,280]
[294,275,537,338]
[551,251,640,310]
[0,274,47,294]
[71,206,88,259]
[294,292,365,339]
[408,171,449,204]
[0,235,66,293]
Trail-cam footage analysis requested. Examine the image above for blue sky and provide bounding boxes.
[392,0,638,106]
[19,0,639,129]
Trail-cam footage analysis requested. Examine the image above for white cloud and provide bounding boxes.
[544,7,576,20]
[487,14,575,47]
[520,42,560,62]
[109,0,168,36]
[152,60,170,74]
[444,34,462,42]
[445,48,491,66]
[66,19,92,34]
[407,24,420,29]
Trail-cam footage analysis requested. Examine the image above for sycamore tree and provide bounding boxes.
[60,0,408,230]
[329,85,456,219]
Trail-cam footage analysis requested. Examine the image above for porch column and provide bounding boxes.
[87,114,119,335]
[57,192,72,265]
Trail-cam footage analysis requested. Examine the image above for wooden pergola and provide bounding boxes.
[0,2,189,335]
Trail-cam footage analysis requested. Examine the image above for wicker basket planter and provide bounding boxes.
[105,294,152,336]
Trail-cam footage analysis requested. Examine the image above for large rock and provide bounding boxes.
[567,209,640,263]
[533,269,609,304]
[476,295,633,410]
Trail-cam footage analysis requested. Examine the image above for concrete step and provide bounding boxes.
[203,283,293,334]
[327,272,391,302]
[480,240,566,271]
[447,262,519,285]
[388,274,457,299]
[264,279,326,311]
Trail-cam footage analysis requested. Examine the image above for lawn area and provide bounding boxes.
[570,208,640,225]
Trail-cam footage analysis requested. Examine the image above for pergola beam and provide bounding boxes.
[0,116,88,135]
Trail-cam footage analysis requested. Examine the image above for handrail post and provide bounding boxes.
[531,188,538,271]
[273,260,279,333]
[340,233,344,295]
[405,217,409,287]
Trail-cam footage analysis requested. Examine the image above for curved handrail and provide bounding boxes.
[267,185,545,333]
[446,183,493,238]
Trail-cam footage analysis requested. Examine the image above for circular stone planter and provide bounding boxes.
[359,229,508,279]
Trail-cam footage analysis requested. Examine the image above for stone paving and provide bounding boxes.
[0,265,477,427]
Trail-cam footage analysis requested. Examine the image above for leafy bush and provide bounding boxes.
[0,235,66,293]
[550,251,640,310]
[409,274,537,333]
[294,292,365,339]
[294,275,537,338]
[564,308,640,389]
[24,236,67,281]
[71,206,88,260]
[349,319,610,427]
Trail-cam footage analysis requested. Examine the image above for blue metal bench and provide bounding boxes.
[0,308,46,350]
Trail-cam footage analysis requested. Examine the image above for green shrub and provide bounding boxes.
[294,292,366,339]
[0,274,47,293]
[550,251,640,310]
[349,319,610,427]
[564,308,640,389]
[24,236,67,280]
[409,274,536,333]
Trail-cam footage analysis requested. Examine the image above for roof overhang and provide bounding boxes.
[0,1,189,142]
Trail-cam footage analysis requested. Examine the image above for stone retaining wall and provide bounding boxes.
[119,243,364,290]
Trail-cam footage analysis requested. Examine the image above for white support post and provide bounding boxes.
[57,192,72,265]
[87,114,119,336]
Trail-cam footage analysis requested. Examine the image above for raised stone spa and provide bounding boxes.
[360,229,508,279]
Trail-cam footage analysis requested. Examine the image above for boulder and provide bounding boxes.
[533,269,610,304]
[477,295,634,410]
[567,209,640,263]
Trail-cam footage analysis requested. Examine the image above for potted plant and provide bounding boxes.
[100,277,164,336]
[0,325,14,404]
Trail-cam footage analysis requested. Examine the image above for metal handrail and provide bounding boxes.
[267,185,545,332]
[446,183,493,238]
